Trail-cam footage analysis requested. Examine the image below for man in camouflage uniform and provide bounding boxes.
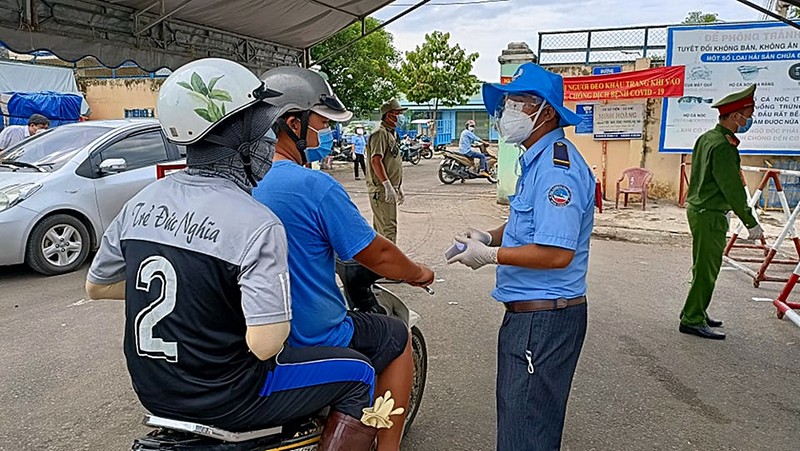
[367,99,407,243]
[681,84,763,340]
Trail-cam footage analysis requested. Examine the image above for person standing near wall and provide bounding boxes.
[352,126,367,180]
[680,84,763,340]
[366,99,406,243]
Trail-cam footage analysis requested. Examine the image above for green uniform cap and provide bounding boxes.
[711,84,756,114]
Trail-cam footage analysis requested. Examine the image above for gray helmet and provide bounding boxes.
[259,66,352,122]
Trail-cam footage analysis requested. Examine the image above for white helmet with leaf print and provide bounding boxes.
[157,58,281,145]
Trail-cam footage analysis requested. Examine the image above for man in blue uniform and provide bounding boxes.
[448,62,595,451]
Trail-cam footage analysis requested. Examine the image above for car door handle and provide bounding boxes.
[65,188,78,194]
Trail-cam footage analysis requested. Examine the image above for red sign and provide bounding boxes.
[500,75,512,85]
[563,66,685,101]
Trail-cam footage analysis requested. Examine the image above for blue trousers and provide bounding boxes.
[496,303,587,451]
[463,149,488,171]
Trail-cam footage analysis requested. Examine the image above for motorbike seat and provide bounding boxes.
[143,415,284,443]
[444,151,477,167]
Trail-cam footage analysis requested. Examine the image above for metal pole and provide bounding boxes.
[735,0,800,31]
[313,0,433,66]
[585,31,592,66]
[642,27,649,59]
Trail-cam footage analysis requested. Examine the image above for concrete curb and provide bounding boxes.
[592,225,690,246]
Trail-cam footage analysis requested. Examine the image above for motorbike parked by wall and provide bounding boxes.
[418,136,433,159]
[132,260,429,451]
[438,145,498,184]
[400,138,422,165]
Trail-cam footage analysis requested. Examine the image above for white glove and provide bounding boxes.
[382,180,398,204]
[459,227,492,246]
[397,185,405,206]
[747,224,764,241]
[361,390,405,429]
[446,236,499,270]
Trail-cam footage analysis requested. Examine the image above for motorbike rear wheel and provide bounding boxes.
[438,163,458,184]
[421,148,433,159]
[404,326,427,435]
[410,151,421,165]
[487,163,498,184]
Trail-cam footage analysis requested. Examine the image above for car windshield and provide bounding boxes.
[0,125,112,172]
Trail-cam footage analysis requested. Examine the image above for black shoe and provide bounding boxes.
[679,324,726,340]
[706,317,723,328]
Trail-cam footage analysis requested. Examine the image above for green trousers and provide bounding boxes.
[681,208,728,327]
[370,191,397,244]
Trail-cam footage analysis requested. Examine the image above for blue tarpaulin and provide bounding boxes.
[2,91,82,128]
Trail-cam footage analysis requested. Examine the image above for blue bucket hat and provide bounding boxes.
[482,62,582,127]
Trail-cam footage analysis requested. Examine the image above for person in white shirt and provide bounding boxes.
[0,114,50,151]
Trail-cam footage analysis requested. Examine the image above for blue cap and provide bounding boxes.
[482,63,582,127]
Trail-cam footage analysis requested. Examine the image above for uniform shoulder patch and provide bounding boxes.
[548,184,572,207]
[553,142,570,168]
[725,134,740,147]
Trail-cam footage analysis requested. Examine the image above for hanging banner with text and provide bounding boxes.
[660,22,800,155]
[593,104,645,140]
[563,66,686,101]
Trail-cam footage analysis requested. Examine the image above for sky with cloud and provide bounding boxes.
[373,0,768,81]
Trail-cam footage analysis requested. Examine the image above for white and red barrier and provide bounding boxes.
[722,167,800,287]
[773,266,800,329]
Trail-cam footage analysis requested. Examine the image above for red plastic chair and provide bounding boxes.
[615,167,653,210]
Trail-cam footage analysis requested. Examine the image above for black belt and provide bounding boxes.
[504,296,586,313]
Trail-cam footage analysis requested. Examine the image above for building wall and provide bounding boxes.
[80,78,163,120]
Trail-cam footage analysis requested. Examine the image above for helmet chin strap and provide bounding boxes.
[277,111,311,165]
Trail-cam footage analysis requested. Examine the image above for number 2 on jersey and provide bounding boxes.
[135,256,179,362]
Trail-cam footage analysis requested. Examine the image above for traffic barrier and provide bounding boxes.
[772,265,800,329]
[723,167,800,288]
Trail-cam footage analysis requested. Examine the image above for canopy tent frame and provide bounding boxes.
[0,0,797,74]
[0,0,433,73]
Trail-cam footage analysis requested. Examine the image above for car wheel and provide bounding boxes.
[26,214,91,276]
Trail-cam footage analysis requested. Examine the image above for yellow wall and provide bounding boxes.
[80,78,162,120]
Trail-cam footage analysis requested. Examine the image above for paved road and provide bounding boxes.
[2,157,798,450]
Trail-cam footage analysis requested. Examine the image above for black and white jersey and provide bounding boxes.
[88,172,290,419]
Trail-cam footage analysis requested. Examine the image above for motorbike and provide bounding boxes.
[132,260,429,451]
[438,145,498,184]
[330,145,353,162]
[400,139,422,165]
[418,136,433,160]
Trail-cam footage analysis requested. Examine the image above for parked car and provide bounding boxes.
[0,119,184,275]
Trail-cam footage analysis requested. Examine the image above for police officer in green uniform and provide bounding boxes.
[680,84,763,340]
[367,99,407,243]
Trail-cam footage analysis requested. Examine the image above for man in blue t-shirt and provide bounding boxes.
[458,119,491,177]
[352,127,367,180]
[253,66,434,451]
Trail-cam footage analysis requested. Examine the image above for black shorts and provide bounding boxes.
[348,311,409,373]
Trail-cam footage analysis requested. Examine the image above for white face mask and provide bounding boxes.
[497,99,547,145]
[468,126,475,131]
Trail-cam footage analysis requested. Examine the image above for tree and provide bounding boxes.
[399,31,479,140]
[791,7,800,19]
[682,11,720,24]
[311,18,401,118]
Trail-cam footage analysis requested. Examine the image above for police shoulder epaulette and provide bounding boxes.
[553,141,570,168]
